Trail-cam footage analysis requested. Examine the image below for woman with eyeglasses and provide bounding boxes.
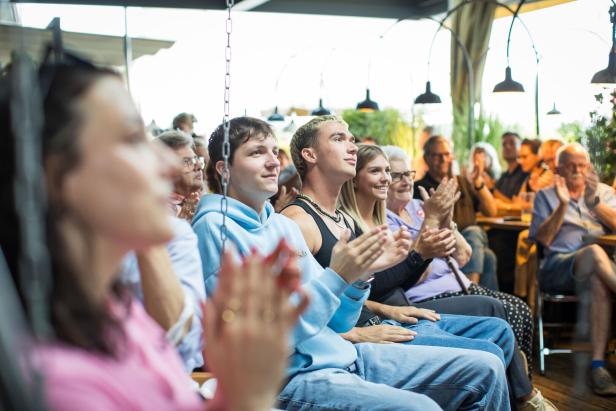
[337,144,556,410]
[380,146,537,376]
[0,57,304,411]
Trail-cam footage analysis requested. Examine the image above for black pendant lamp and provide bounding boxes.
[356,89,379,112]
[267,106,285,121]
[311,98,331,116]
[414,81,442,104]
[546,102,561,116]
[493,67,525,93]
[591,3,616,86]
[493,1,527,94]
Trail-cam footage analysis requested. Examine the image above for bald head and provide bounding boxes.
[556,143,590,167]
[556,143,591,189]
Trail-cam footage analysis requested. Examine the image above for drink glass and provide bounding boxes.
[520,192,535,223]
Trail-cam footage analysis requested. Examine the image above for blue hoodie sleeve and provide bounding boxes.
[192,213,224,297]
[291,228,368,336]
[194,210,366,345]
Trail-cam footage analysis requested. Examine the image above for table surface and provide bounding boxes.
[476,215,616,245]
[594,234,616,247]
[476,215,530,231]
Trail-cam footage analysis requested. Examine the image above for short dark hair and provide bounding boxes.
[520,138,541,155]
[423,135,449,157]
[207,117,274,194]
[172,112,196,130]
[156,130,194,151]
[501,131,520,140]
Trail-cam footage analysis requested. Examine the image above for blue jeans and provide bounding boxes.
[385,314,515,367]
[461,225,499,291]
[278,343,510,410]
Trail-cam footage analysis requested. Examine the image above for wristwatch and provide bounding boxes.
[588,196,600,209]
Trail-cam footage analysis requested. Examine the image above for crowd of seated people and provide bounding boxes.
[4,52,616,411]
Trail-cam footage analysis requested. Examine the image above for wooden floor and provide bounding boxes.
[533,353,616,410]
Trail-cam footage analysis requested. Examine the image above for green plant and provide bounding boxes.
[557,121,584,143]
[580,91,616,184]
[341,109,415,155]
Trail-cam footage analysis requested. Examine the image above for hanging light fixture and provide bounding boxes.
[356,89,379,112]
[267,106,285,121]
[414,81,442,104]
[493,1,527,94]
[493,66,525,92]
[546,102,561,116]
[311,98,331,116]
[591,1,616,86]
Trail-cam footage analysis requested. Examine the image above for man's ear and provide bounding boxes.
[301,147,317,166]
[215,160,225,177]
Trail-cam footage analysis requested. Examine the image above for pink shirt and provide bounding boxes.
[40,299,204,411]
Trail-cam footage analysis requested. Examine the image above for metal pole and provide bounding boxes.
[123,6,132,93]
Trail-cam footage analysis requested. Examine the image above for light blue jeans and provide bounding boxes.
[278,343,510,411]
[386,314,515,367]
[461,225,499,291]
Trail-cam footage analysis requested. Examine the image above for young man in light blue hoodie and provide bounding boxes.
[193,117,510,411]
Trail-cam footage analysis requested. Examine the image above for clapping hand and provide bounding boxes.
[413,227,457,259]
[203,243,309,411]
[584,168,599,205]
[418,177,460,229]
[554,175,571,205]
[368,226,413,273]
[330,226,388,283]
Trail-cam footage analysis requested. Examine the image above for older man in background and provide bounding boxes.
[157,131,204,221]
[529,143,616,396]
[414,136,499,290]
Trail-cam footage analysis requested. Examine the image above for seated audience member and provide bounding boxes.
[414,136,499,290]
[194,116,510,411]
[513,139,563,305]
[174,112,198,136]
[157,131,204,221]
[120,215,206,372]
[518,138,553,193]
[412,126,433,180]
[285,136,516,377]
[193,136,209,190]
[277,147,291,168]
[540,139,564,173]
[469,144,499,190]
[271,164,301,212]
[336,144,554,410]
[381,146,534,372]
[494,132,528,212]
[529,143,616,396]
[0,58,303,411]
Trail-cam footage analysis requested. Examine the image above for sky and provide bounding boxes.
[10,0,612,140]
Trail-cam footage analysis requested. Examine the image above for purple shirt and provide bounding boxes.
[40,299,204,411]
[386,199,470,302]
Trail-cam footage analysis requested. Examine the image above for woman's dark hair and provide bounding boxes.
[521,138,541,155]
[206,117,274,194]
[0,61,128,356]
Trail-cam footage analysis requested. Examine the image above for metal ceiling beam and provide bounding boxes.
[12,0,448,19]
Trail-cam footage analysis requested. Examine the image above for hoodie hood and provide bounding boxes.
[193,193,274,232]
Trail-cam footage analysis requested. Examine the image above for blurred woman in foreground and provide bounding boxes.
[0,55,304,411]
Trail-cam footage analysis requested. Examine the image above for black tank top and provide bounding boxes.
[285,199,355,268]
[284,199,382,327]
